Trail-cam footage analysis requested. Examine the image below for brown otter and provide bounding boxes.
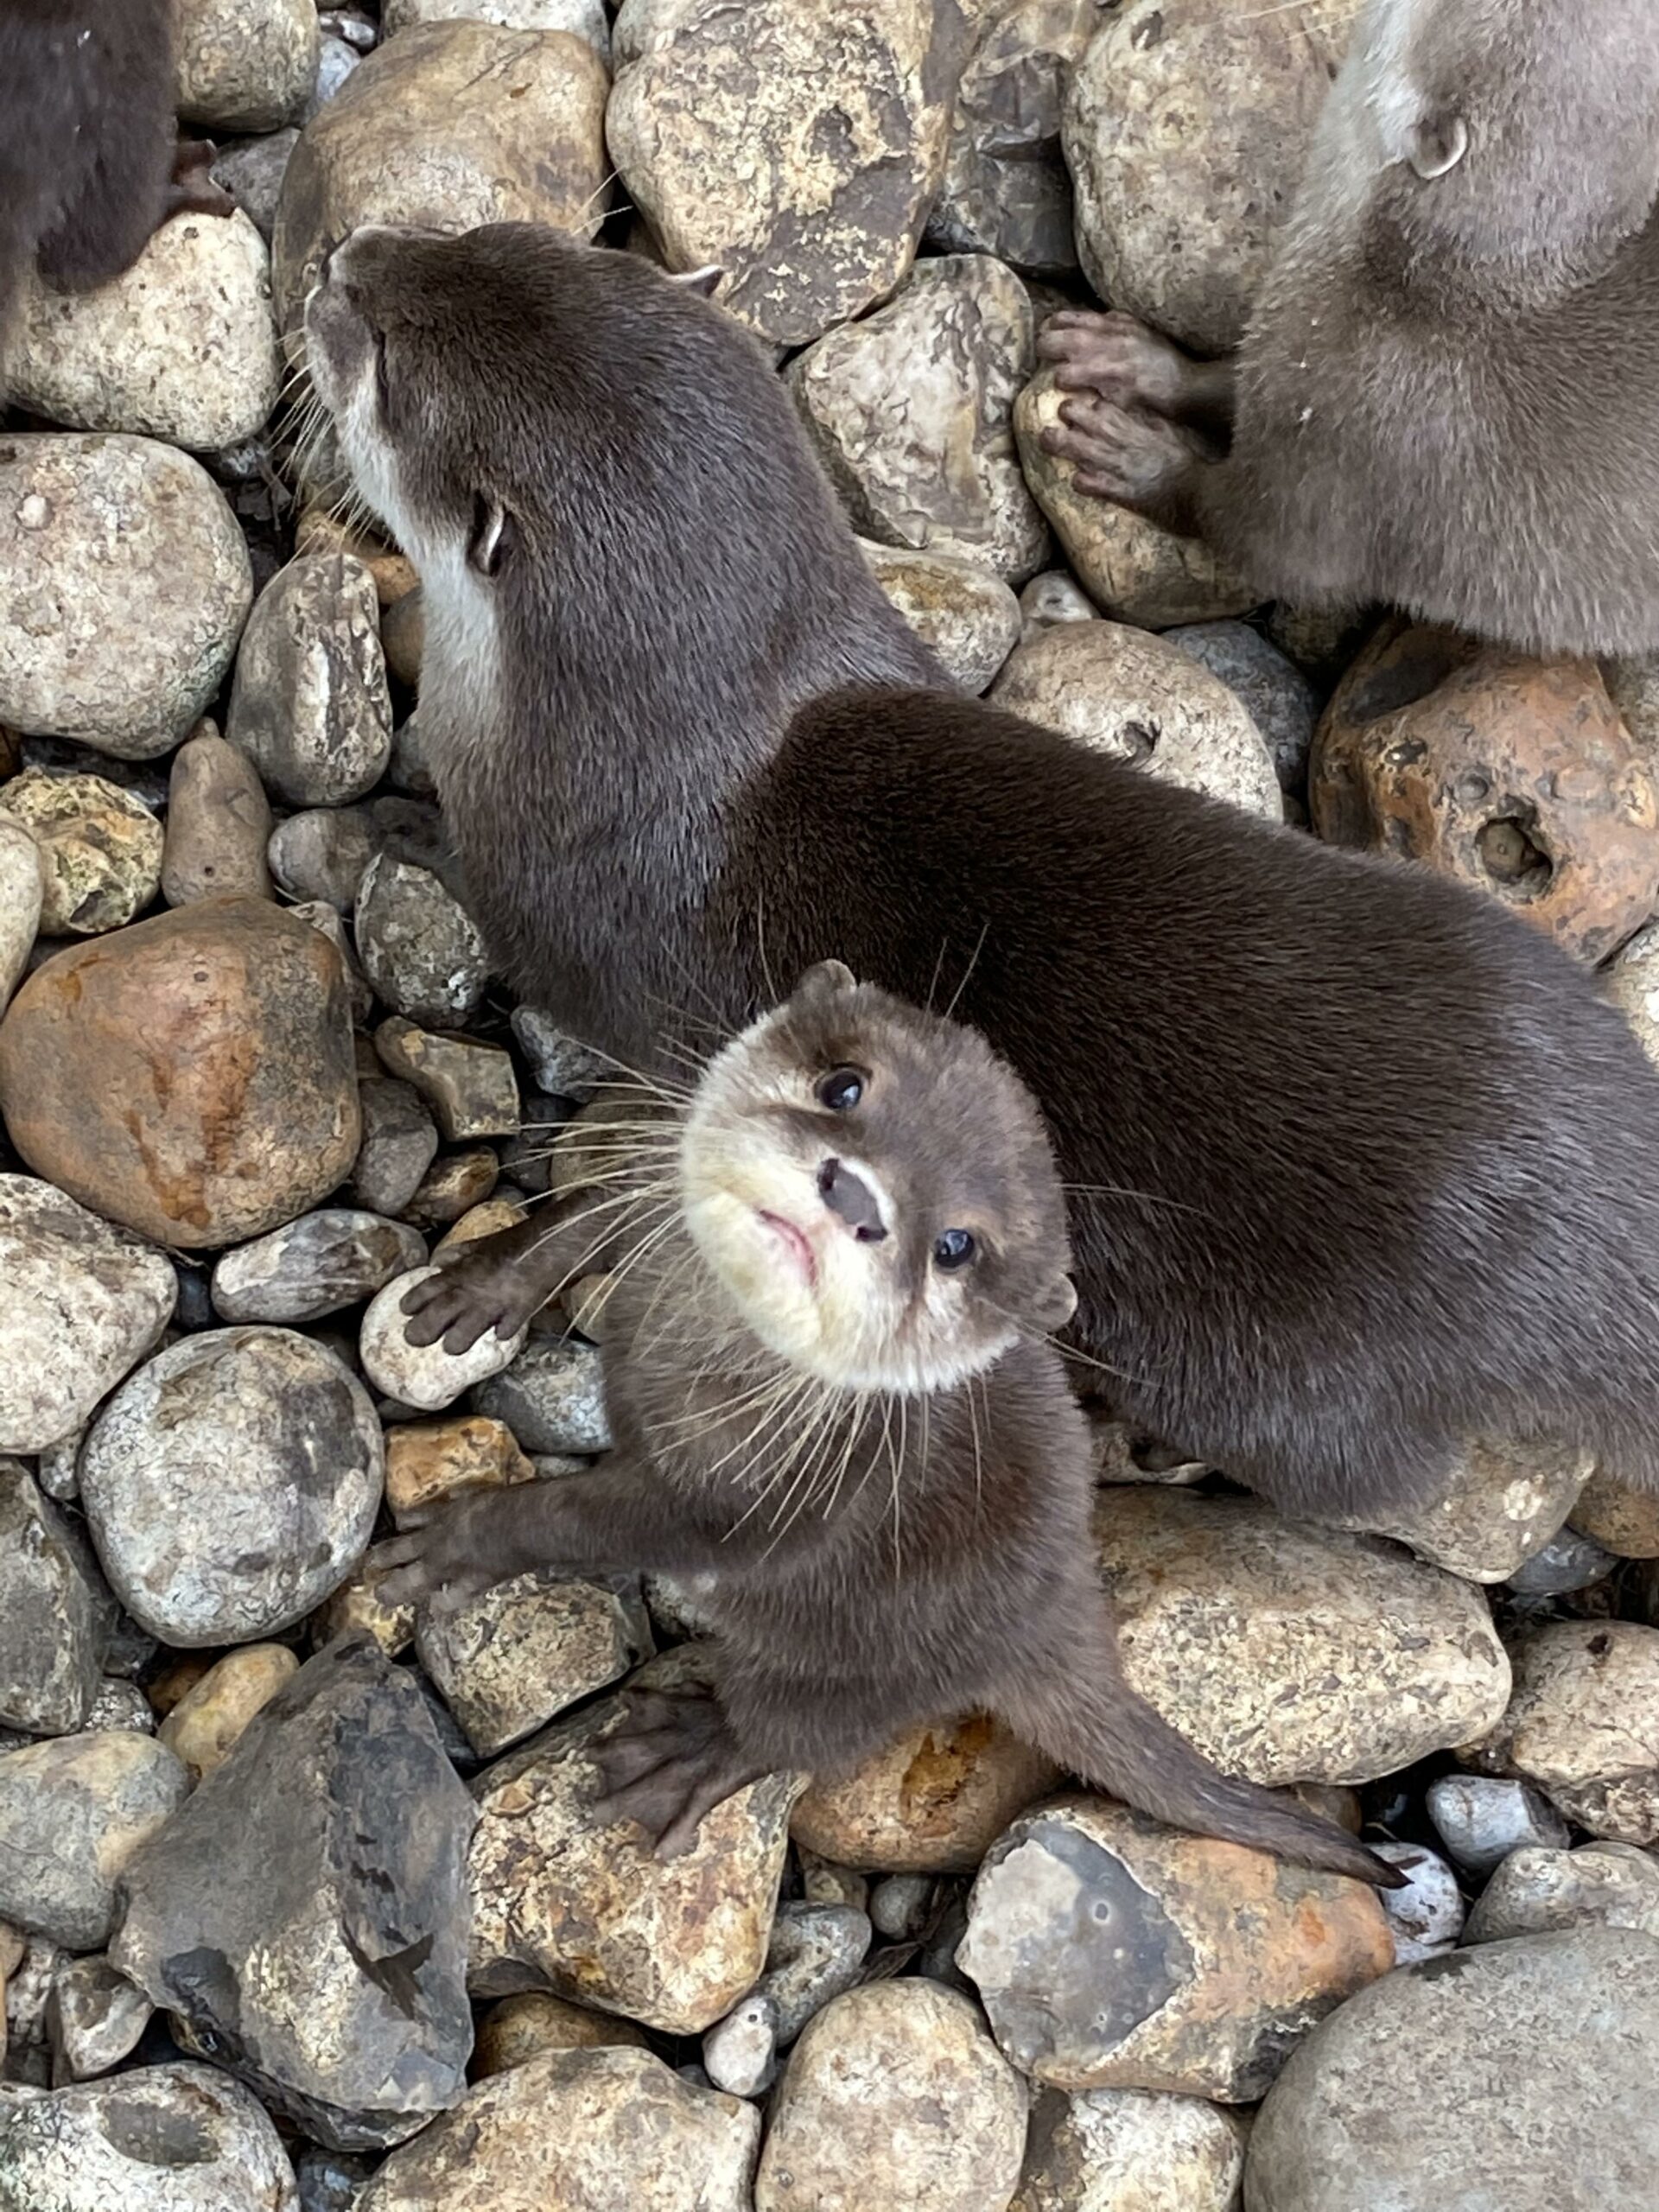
[305,219,1659,1529]
[0,1,234,341]
[1037,0,1659,656]
[375,962,1396,1885]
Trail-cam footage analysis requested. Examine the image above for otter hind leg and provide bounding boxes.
[590,1688,770,1859]
[162,139,236,222]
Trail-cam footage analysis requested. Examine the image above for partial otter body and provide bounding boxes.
[0,1,233,340]
[1039,0,1659,657]
[305,221,1659,1526]
[377,965,1395,1885]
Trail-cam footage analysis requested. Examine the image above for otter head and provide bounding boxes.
[679,963,1077,1395]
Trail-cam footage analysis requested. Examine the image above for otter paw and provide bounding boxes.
[367,1497,525,1613]
[400,1249,541,1355]
[1037,309,1193,416]
[590,1689,766,1859]
[1039,393,1197,509]
[165,139,237,220]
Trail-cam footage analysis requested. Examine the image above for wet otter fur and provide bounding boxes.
[305,219,1659,1527]
[1038,0,1659,656]
[376,963,1397,1885]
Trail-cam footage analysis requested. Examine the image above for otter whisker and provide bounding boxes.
[942,920,991,1023]
[1061,1183,1213,1220]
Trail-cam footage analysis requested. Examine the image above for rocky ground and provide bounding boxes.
[2,3,1659,2209]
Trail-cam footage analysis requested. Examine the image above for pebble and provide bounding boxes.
[292,900,372,1023]
[349,1077,440,1217]
[1464,1840,1659,1945]
[1461,1619,1659,1843]
[472,1992,648,2079]
[211,129,301,241]
[85,1681,154,1735]
[1426,1773,1572,1878]
[402,1147,499,1230]
[356,856,489,1027]
[0,1175,175,1455]
[859,542,1020,692]
[417,1572,652,1758]
[212,1210,427,1324]
[1338,1431,1595,1585]
[1371,1842,1465,1964]
[112,1640,474,2152]
[0,434,252,756]
[1017,569,1097,637]
[1508,1525,1618,1596]
[474,1337,610,1453]
[297,2148,374,2212]
[47,1955,154,2082]
[754,1981,1027,2212]
[357,2047,760,2212]
[0,2063,298,2212]
[1011,2086,1246,2212]
[268,805,382,908]
[0,770,162,936]
[0,899,360,1249]
[176,0,321,131]
[385,0,611,62]
[375,1015,518,1140]
[79,1327,382,1646]
[162,730,274,906]
[359,1266,527,1412]
[508,1007,608,1101]
[35,1431,80,1503]
[385,1413,534,1519]
[0,821,41,1011]
[1569,1465,1659,1556]
[308,1563,415,1659]
[0,1461,109,1736]
[0,1732,188,1950]
[1165,619,1320,794]
[796,1854,869,1913]
[1243,1928,1659,2212]
[790,256,1050,584]
[868,1873,937,1942]
[308,33,363,118]
[157,1645,301,1780]
[226,554,392,807]
[3,1931,58,2079]
[702,1993,778,2099]
[751,1902,873,2045]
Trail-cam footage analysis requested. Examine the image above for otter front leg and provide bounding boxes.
[1037,393,1212,533]
[1038,309,1236,435]
[591,1690,772,1859]
[401,1196,628,1355]
[162,140,237,222]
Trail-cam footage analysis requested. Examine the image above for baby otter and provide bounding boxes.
[376,963,1395,1885]
[0,0,233,340]
[305,219,1659,1529]
[1038,0,1659,656]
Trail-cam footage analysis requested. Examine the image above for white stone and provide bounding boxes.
[360,1268,528,1412]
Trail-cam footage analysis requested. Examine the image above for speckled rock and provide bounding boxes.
[1012,2086,1246,2212]
[360,1267,527,1412]
[157,1645,302,1780]
[356,857,489,1027]
[1462,1620,1659,1843]
[1371,1841,1464,1964]
[291,900,372,1023]
[417,1573,652,1758]
[402,1147,499,1230]
[792,1714,1059,1872]
[1569,1467,1659,1556]
[385,1414,535,1520]
[359,2047,759,2212]
[0,434,252,754]
[859,541,1019,691]
[374,1017,518,1141]
[0,2063,298,2212]
[47,1955,154,2082]
[703,1993,778,2098]
[1243,1929,1659,2212]
[114,1640,474,2152]
[349,1077,439,1217]
[80,1328,382,1647]
[211,128,302,242]
[386,0,609,54]
[85,1681,154,1736]
[1465,1840,1659,1945]
[212,1210,426,1325]
[5,212,281,451]
[789,256,1049,583]
[0,1732,188,1950]
[0,820,40,1011]
[473,1337,610,1453]
[959,1796,1392,2100]
[0,1462,109,1737]
[472,1992,648,2079]
[0,771,162,936]
[1508,1525,1618,1598]
[1165,619,1319,793]
[308,1564,415,1660]
[176,0,321,130]
[509,1008,608,1102]
[0,899,360,1249]
[1605,912,1659,1073]
[991,622,1281,817]
[751,1902,872,2045]
[1017,568,1097,638]
[1425,1773,1570,1878]
[268,806,381,909]
[162,730,274,906]
[1335,1433,1594,1585]
[1014,370,1255,627]
[0,1177,175,1456]
[226,555,391,808]
[754,1980,1026,2212]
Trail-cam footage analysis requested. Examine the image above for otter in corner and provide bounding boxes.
[374,963,1397,1888]
[1039,0,1659,657]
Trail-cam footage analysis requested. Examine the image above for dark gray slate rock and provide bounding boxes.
[348,1078,439,1218]
[0,2062,297,2210]
[0,1459,109,1735]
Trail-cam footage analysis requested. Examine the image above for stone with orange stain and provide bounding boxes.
[385,1414,537,1524]
[957,1795,1392,2101]
[1569,1467,1659,1558]
[791,1713,1060,1873]
[472,1991,648,2081]
[1310,620,1659,963]
[0,897,360,1249]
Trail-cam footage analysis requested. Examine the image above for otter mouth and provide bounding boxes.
[754,1208,819,1291]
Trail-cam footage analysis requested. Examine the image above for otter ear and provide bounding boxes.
[795,959,856,1002]
[1034,1274,1078,1332]
[671,264,725,299]
[467,492,517,579]
[1407,112,1468,180]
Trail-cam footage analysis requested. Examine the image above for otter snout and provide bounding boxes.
[817,1157,887,1243]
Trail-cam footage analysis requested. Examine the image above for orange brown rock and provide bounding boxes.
[385,1414,537,1523]
[791,1714,1061,1874]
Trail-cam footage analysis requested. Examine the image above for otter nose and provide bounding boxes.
[817,1158,887,1243]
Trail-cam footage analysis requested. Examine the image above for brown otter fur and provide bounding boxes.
[376,963,1397,1885]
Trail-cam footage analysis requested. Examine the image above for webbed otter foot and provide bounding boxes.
[164,139,237,222]
[1038,392,1201,513]
[401,1230,556,1355]
[367,1492,538,1613]
[1038,308,1201,416]
[591,1689,768,1859]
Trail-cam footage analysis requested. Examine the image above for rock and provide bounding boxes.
[859,541,1019,691]
[789,256,1049,584]
[1243,1928,1659,2212]
[0,434,251,755]
[0,1462,109,1737]
[792,1714,1058,1874]
[609,0,946,350]
[468,1659,799,2031]
[1165,620,1320,794]
[211,130,301,242]
[473,1338,609,1453]
[3,1929,58,2075]
[1462,1620,1659,1843]
[1464,1841,1659,1945]
[991,622,1281,817]
[925,1,1096,279]
[0,821,41,1011]
[0,1177,175,1456]
[292,900,372,1023]
[703,1993,777,2098]
[0,899,360,1248]
[360,1267,526,1412]
[226,556,392,808]
[349,1078,439,1217]
[1017,568,1097,638]
[5,212,280,452]
[1012,2087,1246,2212]
[1371,1842,1464,1965]
[0,771,162,936]
[751,1902,872,2045]
[402,1147,499,1230]
[866,1872,933,1942]
[374,1017,518,1140]
[296,2147,373,2212]
[1064,0,1339,356]
[357,2046,759,2211]
[1426,1774,1570,1878]
[959,1796,1392,2100]
[157,1645,302,1779]
[308,32,364,116]
[385,1414,535,1520]
[1569,1467,1659,1556]
[379,590,424,695]
[1507,1525,1618,1597]
[212,1211,426,1325]
[35,1431,80,1503]
[1337,1433,1594,1585]
[1311,625,1659,963]
[46,1955,153,2082]
[308,1565,415,1660]
[795,1854,868,1911]
[271,21,610,338]
[112,1640,474,2151]
[85,1681,154,1735]
[268,806,382,909]
[508,1008,607,1101]
[753,1980,1025,2212]
[356,858,489,1027]
[1605,912,1659,1073]
[80,1327,382,1646]
[417,1573,652,1758]
[162,730,274,907]
[473,1992,648,2078]
[176,0,321,130]
[0,2063,297,2211]
[386,0,610,56]
[0,1732,188,1949]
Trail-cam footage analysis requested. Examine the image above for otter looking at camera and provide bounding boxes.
[375,963,1396,1886]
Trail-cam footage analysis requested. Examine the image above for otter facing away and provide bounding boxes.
[1039,0,1659,657]
[376,964,1397,1887]
[305,219,1659,1530]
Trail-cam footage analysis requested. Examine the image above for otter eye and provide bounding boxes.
[933,1229,976,1270]
[817,1068,863,1112]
